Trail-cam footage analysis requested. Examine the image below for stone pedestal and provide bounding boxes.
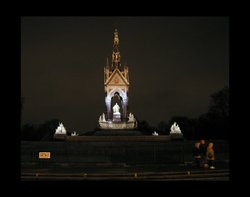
[170,133,184,140]
[113,112,121,122]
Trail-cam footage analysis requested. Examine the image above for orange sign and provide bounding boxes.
[39,152,51,159]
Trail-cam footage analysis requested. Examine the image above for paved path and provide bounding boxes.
[21,160,229,181]
[21,169,229,181]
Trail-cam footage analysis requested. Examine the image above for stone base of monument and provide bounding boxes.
[112,112,121,122]
[99,121,137,130]
[92,129,142,136]
[170,133,184,140]
[53,134,67,141]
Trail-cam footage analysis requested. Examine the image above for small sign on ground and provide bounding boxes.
[39,152,51,159]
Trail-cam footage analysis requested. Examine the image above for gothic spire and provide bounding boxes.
[112,29,121,69]
[113,29,119,47]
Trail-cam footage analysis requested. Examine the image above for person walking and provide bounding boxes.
[193,142,201,167]
[199,139,206,167]
[206,142,215,169]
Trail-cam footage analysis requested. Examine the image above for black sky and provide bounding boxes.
[21,16,229,133]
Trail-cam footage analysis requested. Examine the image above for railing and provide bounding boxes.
[21,140,229,165]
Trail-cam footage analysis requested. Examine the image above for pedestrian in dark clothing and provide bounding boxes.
[193,142,201,167]
[199,139,206,166]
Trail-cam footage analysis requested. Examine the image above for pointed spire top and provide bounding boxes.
[111,29,121,69]
[113,28,119,46]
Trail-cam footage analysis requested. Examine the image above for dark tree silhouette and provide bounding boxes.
[209,86,229,118]
[21,119,60,141]
[39,119,60,141]
[157,121,169,135]
[197,86,229,139]
[21,123,37,141]
[138,120,153,135]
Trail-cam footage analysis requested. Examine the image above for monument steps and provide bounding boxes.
[65,135,171,142]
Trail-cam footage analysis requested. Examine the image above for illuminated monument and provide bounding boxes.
[99,29,137,130]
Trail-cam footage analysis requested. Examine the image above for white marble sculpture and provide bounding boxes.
[99,113,106,123]
[55,122,67,135]
[102,113,106,122]
[152,131,159,136]
[128,113,136,122]
[170,122,182,134]
[71,131,79,136]
[113,103,120,114]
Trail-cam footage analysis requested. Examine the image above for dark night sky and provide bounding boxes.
[21,16,229,133]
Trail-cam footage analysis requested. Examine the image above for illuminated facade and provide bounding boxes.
[99,29,137,129]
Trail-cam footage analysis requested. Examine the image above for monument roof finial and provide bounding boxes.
[113,28,119,46]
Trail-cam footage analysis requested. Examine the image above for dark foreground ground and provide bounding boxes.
[21,137,229,181]
[22,162,229,181]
